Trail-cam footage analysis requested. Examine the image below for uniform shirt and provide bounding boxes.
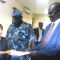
[6,22,36,60]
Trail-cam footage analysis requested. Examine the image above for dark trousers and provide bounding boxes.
[31,52,60,60]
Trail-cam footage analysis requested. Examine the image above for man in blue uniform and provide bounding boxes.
[6,8,36,60]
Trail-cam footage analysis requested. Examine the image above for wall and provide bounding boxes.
[23,11,32,24]
[32,14,51,29]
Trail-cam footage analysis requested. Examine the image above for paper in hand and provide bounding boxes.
[10,51,31,56]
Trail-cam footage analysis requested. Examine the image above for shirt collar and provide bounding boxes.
[51,19,60,25]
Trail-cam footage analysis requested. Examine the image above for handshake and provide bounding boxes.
[0,50,37,56]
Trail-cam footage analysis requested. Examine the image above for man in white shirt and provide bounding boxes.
[38,22,44,42]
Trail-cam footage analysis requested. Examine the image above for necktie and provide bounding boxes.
[41,23,55,48]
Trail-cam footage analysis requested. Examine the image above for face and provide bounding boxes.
[0,28,3,36]
[49,15,55,22]
[48,10,56,22]
[39,23,43,29]
[12,16,23,27]
[48,3,60,22]
[49,14,59,22]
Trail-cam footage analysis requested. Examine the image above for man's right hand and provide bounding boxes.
[6,50,16,55]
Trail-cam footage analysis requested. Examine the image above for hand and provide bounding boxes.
[6,50,16,55]
[0,51,8,54]
[30,51,37,56]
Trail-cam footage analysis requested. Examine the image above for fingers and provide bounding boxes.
[6,50,16,55]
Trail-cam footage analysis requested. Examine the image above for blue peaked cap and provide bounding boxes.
[12,9,22,17]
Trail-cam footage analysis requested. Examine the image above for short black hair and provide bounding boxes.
[0,24,3,29]
[39,22,43,26]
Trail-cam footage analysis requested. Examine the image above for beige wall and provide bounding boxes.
[32,14,51,29]
[23,12,32,24]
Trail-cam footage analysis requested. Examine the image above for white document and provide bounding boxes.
[10,51,31,56]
